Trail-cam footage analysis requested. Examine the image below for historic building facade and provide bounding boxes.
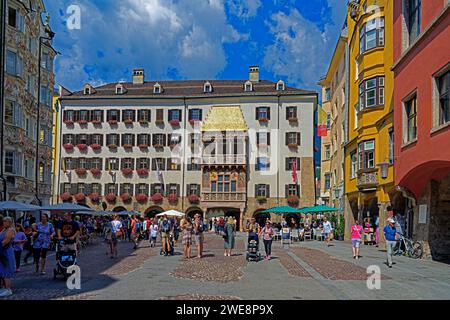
[0,0,56,204]
[392,0,450,260]
[344,0,396,240]
[56,67,317,230]
[319,24,349,223]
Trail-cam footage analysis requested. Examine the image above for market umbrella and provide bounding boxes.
[0,201,41,212]
[156,210,185,218]
[39,203,95,212]
[298,205,339,214]
[116,211,140,216]
[261,206,304,225]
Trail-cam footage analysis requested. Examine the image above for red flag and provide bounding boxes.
[292,159,297,184]
[318,125,328,137]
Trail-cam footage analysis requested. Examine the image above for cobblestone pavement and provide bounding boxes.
[2,233,449,300]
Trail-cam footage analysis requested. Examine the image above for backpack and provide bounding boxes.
[161,220,171,233]
[135,222,141,233]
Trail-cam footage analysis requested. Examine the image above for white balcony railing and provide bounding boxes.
[202,192,246,202]
[202,155,246,165]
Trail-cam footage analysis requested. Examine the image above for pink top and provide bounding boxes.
[351,225,363,240]
[261,227,273,241]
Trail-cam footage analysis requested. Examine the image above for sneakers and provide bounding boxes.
[0,289,13,297]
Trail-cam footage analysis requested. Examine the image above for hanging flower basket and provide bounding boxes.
[77,120,88,125]
[137,168,148,176]
[167,193,178,203]
[155,119,164,125]
[108,120,118,125]
[288,117,298,123]
[108,144,117,149]
[121,168,133,176]
[136,194,148,203]
[75,168,87,176]
[124,119,134,125]
[258,118,269,123]
[64,120,74,126]
[256,196,267,203]
[90,168,101,176]
[153,144,163,149]
[105,193,117,203]
[60,192,72,202]
[89,193,100,202]
[189,119,200,126]
[288,143,299,149]
[139,120,149,125]
[188,194,200,204]
[121,193,132,202]
[123,144,133,149]
[63,143,74,150]
[138,144,149,149]
[151,193,163,203]
[76,144,88,150]
[90,144,101,150]
[169,119,180,126]
[92,119,102,125]
[74,193,86,202]
[287,195,300,207]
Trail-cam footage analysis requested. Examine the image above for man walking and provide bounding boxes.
[159,215,172,256]
[383,218,398,268]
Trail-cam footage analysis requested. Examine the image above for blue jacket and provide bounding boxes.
[383,225,397,241]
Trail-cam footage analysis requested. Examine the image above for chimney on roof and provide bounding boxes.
[249,66,260,83]
[133,69,145,85]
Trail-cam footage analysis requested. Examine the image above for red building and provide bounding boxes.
[392,1,450,261]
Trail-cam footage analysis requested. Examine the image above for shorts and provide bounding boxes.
[323,232,330,239]
[33,247,48,260]
[352,239,361,248]
[151,236,157,242]
[161,232,169,239]
[194,233,204,245]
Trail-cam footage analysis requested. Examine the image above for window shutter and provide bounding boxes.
[132,134,135,146]
[297,133,301,146]
[188,110,192,121]
[256,133,260,145]
[165,184,170,197]
[255,107,259,120]
[199,109,203,121]
[177,184,180,197]
[285,158,290,171]
[296,185,300,196]
[285,185,289,198]
[168,134,172,145]
[85,184,92,196]
[163,134,167,146]
[297,158,301,170]
[71,183,77,195]
[267,132,271,146]
[168,110,172,122]
[286,108,289,120]
[255,184,258,197]
[266,185,270,198]
[267,107,271,120]
[285,133,289,146]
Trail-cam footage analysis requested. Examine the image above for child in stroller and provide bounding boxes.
[246,239,262,262]
[53,238,77,280]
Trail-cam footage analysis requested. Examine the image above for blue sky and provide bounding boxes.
[45,0,348,92]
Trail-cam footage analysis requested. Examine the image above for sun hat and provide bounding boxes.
[387,218,395,224]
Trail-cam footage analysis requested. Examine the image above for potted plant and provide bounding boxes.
[136,194,148,203]
[189,119,200,126]
[123,144,133,149]
[258,117,269,123]
[90,168,101,176]
[74,193,86,202]
[63,143,74,150]
[75,168,87,176]
[137,168,148,176]
[76,143,88,150]
[256,196,267,203]
[188,194,200,204]
[288,143,299,149]
[64,120,74,126]
[105,193,116,203]
[153,143,163,149]
[77,119,88,125]
[169,119,180,126]
[121,193,131,203]
[155,119,164,125]
[287,195,299,207]
[124,119,134,125]
[139,119,149,125]
[288,117,298,123]
[108,119,118,125]
[138,144,149,149]
[89,193,100,203]
[60,192,72,202]
[92,119,102,125]
[151,193,163,203]
[107,144,117,149]
[167,193,178,204]
[121,168,133,176]
[90,143,101,150]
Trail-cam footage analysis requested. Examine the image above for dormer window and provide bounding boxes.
[83,84,93,95]
[115,84,125,95]
[244,81,253,92]
[276,80,285,91]
[154,83,162,94]
[204,82,212,93]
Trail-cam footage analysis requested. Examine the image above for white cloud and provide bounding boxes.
[263,2,348,90]
[227,0,262,19]
[49,0,244,90]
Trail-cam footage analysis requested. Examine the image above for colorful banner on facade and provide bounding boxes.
[317,105,328,137]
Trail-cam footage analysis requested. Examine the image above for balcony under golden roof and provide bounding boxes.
[202,106,248,132]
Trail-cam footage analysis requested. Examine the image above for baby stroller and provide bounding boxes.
[160,233,174,256]
[53,239,77,280]
[246,240,261,262]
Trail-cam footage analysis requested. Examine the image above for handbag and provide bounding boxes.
[115,229,123,238]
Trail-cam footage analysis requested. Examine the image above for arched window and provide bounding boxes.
[204,82,212,93]
[115,84,125,94]
[244,81,253,92]
[276,80,285,91]
[153,83,162,94]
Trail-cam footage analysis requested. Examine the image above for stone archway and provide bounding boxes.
[253,210,270,228]
[144,206,164,219]
[113,206,127,212]
[186,207,203,219]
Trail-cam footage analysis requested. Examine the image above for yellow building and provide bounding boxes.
[344,0,395,241]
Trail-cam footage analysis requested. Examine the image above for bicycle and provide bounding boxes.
[393,234,423,259]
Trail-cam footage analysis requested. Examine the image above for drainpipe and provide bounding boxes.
[277,93,281,206]
[181,97,187,212]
